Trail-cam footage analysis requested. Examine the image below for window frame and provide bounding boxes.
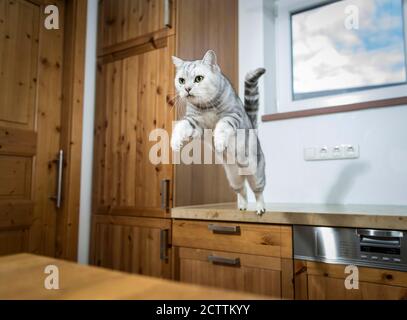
[262,0,407,121]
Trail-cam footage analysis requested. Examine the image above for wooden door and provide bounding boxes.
[294,260,407,300]
[92,215,172,279]
[0,0,65,256]
[98,0,174,55]
[93,38,175,217]
[175,247,293,299]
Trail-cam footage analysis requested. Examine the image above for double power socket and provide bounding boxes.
[304,144,360,161]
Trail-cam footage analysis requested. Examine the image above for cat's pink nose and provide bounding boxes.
[185,87,192,93]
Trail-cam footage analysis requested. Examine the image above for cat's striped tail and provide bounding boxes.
[244,68,266,128]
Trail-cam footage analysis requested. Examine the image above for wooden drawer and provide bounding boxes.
[173,220,292,258]
[174,247,293,299]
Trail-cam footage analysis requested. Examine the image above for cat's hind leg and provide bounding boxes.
[247,174,266,215]
[223,164,248,211]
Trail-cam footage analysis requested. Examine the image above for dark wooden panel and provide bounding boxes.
[174,0,238,206]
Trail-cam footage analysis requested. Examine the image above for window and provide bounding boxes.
[292,0,407,100]
[267,0,407,117]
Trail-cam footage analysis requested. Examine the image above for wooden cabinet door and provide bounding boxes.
[93,40,174,217]
[98,0,173,52]
[294,260,407,300]
[0,0,64,256]
[91,215,171,279]
[307,275,407,300]
[174,247,294,299]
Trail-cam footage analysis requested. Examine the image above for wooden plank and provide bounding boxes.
[281,258,294,299]
[177,247,282,298]
[55,0,87,261]
[0,0,39,130]
[91,215,172,278]
[305,261,407,288]
[307,275,407,300]
[0,201,34,229]
[0,127,36,156]
[98,0,172,53]
[28,0,65,256]
[293,260,308,300]
[0,253,267,299]
[0,155,32,200]
[178,247,282,270]
[173,220,291,258]
[93,214,172,230]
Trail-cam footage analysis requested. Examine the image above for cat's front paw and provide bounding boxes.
[214,133,228,153]
[171,121,195,151]
[171,134,184,152]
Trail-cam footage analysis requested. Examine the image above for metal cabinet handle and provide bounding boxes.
[163,0,172,27]
[50,149,63,208]
[160,229,169,261]
[161,179,170,211]
[208,224,241,235]
[356,229,403,238]
[208,255,240,267]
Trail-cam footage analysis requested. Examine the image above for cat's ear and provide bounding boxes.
[172,56,184,68]
[202,50,218,67]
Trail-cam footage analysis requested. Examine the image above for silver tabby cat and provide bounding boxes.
[171,50,266,215]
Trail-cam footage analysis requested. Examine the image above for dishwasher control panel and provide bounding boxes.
[293,226,407,271]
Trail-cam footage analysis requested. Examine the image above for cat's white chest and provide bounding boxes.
[198,111,219,129]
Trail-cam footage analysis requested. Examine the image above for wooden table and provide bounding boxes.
[0,254,265,300]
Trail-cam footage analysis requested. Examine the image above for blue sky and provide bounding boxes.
[292,0,407,95]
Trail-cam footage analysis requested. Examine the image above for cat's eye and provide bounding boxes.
[178,78,185,85]
[194,75,204,83]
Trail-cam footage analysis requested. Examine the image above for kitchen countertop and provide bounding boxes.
[0,254,266,300]
[171,202,407,230]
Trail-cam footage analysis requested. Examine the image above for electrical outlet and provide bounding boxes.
[304,144,360,161]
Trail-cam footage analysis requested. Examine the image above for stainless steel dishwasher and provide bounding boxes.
[294,226,407,271]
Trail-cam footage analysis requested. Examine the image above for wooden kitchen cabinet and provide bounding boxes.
[98,0,175,54]
[91,0,238,277]
[91,215,172,279]
[93,39,175,218]
[173,220,294,299]
[294,260,407,300]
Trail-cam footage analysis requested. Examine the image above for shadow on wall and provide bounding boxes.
[325,162,370,204]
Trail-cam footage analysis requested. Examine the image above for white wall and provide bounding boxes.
[77,0,98,264]
[239,0,407,205]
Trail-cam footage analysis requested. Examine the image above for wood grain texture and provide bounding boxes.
[307,275,407,300]
[98,0,173,53]
[171,202,407,230]
[0,0,65,257]
[93,39,174,217]
[294,260,407,300]
[91,215,172,279]
[173,219,292,258]
[0,253,267,299]
[174,0,238,206]
[55,0,87,261]
[174,247,288,298]
[0,0,40,130]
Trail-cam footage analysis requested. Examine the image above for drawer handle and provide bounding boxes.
[160,229,169,261]
[208,255,240,267]
[208,224,241,235]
